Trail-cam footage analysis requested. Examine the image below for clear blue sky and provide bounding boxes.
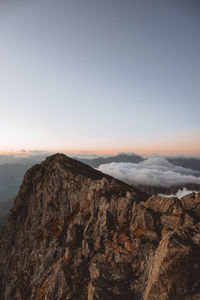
[0,0,200,154]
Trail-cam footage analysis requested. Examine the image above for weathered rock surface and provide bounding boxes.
[0,154,200,300]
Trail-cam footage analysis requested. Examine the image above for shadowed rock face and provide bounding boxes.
[0,154,200,300]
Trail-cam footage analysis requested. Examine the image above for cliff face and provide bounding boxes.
[0,154,200,300]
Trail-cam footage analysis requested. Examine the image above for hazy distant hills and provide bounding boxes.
[75,153,144,168]
[0,163,33,230]
[76,153,200,172]
[0,163,32,201]
[0,196,15,217]
[168,157,200,171]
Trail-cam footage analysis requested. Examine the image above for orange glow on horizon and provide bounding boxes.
[1,144,199,156]
[48,140,200,155]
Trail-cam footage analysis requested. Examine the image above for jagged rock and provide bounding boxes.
[0,154,200,300]
[181,193,200,219]
[143,195,184,230]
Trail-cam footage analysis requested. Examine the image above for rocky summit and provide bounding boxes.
[0,154,200,300]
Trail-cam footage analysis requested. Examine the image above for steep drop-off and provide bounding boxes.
[0,154,200,299]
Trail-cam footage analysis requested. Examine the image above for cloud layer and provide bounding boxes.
[159,188,199,199]
[98,157,200,187]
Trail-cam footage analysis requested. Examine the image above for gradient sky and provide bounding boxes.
[0,0,200,154]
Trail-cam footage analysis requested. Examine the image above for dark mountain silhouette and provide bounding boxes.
[168,157,200,172]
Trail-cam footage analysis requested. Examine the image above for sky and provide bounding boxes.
[0,0,200,155]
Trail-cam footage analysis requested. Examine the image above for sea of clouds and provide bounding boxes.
[98,157,200,187]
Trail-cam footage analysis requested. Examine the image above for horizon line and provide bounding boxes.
[0,147,200,156]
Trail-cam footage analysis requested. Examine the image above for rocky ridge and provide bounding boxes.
[0,154,200,299]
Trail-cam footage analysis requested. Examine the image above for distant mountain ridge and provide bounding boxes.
[76,153,200,172]
[168,157,200,171]
[75,153,144,168]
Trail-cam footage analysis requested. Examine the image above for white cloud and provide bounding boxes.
[159,188,199,199]
[98,157,200,187]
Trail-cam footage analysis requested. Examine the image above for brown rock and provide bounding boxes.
[144,195,184,230]
[181,193,200,221]
[0,154,200,299]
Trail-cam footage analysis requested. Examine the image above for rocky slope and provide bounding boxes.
[0,154,200,299]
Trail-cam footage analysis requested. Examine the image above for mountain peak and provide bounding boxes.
[43,152,113,180]
[0,155,200,299]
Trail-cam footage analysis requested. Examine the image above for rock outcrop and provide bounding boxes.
[0,154,200,300]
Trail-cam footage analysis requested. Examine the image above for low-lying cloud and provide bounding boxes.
[159,188,199,199]
[98,157,200,187]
